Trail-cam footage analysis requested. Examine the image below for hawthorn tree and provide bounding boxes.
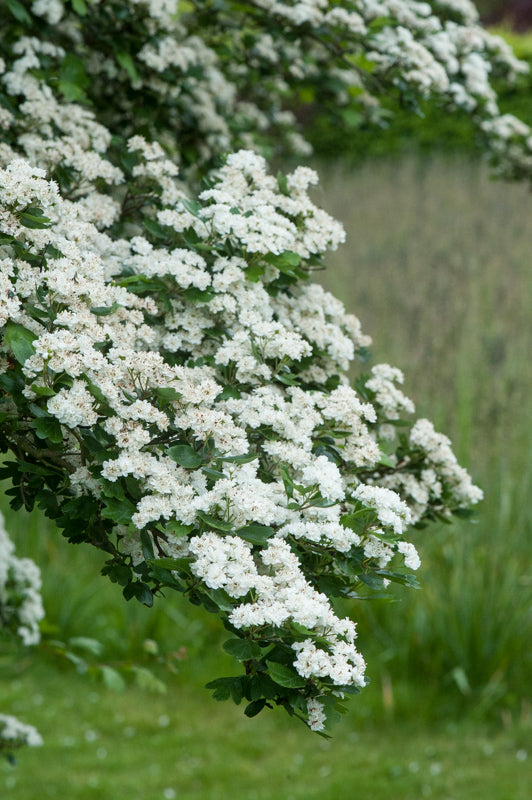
[1,0,530,748]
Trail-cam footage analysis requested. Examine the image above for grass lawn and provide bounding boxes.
[1,660,531,800]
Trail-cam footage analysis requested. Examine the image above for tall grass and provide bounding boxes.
[314,153,532,717]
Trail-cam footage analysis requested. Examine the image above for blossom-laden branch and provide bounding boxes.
[0,0,508,733]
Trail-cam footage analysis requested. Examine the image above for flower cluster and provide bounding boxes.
[0,512,44,647]
[0,0,508,733]
[0,515,44,758]
[0,714,43,755]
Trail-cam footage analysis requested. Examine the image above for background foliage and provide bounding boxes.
[306,27,532,162]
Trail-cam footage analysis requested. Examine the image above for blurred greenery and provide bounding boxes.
[1,152,531,794]
[315,153,532,717]
[306,28,532,164]
[0,662,531,799]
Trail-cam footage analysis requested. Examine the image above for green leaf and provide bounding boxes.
[154,387,182,402]
[140,530,155,561]
[31,384,55,397]
[166,444,203,469]
[4,322,37,365]
[163,520,194,537]
[116,52,140,83]
[123,581,153,607]
[218,452,258,464]
[276,171,290,196]
[266,661,306,689]
[265,251,301,269]
[68,637,104,656]
[90,302,120,316]
[101,496,136,525]
[148,556,193,572]
[202,587,234,613]
[223,638,262,661]
[71,0,88,15]
[359,573,384,590]
[6,0,32,24]
[244,698,267,717]
[201,466,225,482]
[249,673,278,701]
[60,53,89,88]
[129,666,167,694]
[235,524,274,546]
[33,416,63,444]
[183,287,215,303]
[196,511,233,532]
[101,563,132,587]
[319,695,344,731]
[143,218,167,239]
[205,676,244,704]
[100,666,126,692]
[245,264,265,282]
[181,198,202,217]
[280,466,294,499]
[19,210,51,229]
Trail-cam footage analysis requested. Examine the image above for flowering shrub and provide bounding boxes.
[1,0,525,734]
[0,511,43,758]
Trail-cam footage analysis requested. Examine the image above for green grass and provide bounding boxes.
[1,661,531,800]
[2,152,531,793]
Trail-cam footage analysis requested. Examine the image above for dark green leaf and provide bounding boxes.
[90,302,120,316]
[101,496,136,525]
[166,444,203,468]
[235,524,274,546]
[31,384,55,397]
[123,581,153,607]
[148,556,193,572]
[266,661,306,689]
[116,52,140,83]
[60,53,89,87]
[6,0,32,24]
[163,520,195,536]
[183,287,215,303]
[143,218,167,239]
[244,698,267,717]
[205,676,244,704]
[19,210,51,229]
[33,416,63,444]
[4,322,37,365]
[203,587,234,613]
[223,638,262,661]
[196,511,233,532]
